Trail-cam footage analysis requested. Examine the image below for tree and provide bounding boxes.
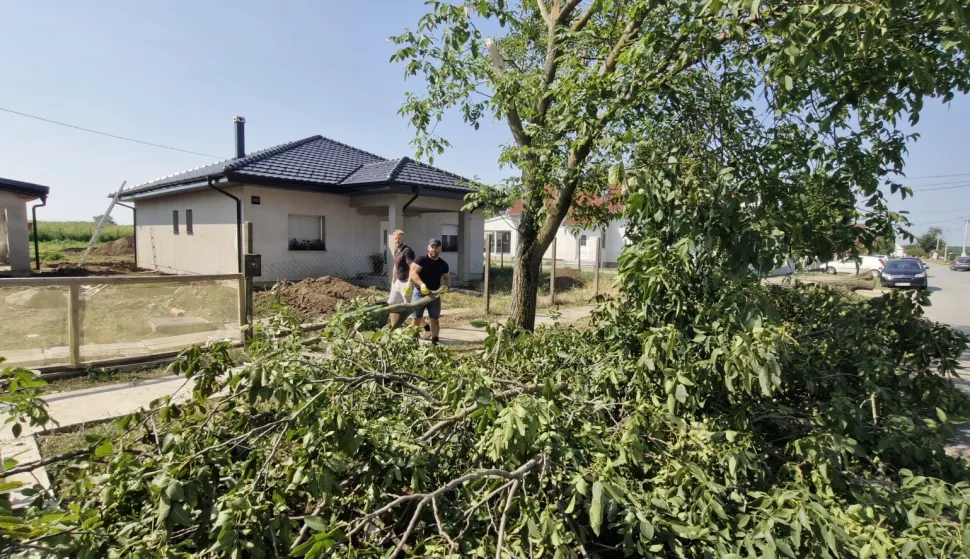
[392,0,970,330]
[92,214,116,225]
[918,226,943,254]
[906,245,927,257]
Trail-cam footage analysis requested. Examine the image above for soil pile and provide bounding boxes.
[552,267,586,291]
[91,236,135,256]
[255,276,377,322]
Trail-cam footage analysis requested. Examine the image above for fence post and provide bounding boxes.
[484,233,492,314]
[550,237,557,305]
[594,239,601,298]
[242,221,254,342]
[68,284,80,367]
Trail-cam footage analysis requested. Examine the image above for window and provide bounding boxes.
[579,235,587,247]
[186,209,193,235]
[441,224,459,252]
[288,214,326,251]
[489,231,511,253]
[173,210,179,234]
[601,229,607,249]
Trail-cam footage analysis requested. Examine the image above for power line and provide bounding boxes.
[0,106,220,158]
[896,178,970,187]
[891,172,970,180]
[907,182,970,192]
[901,206,970,215]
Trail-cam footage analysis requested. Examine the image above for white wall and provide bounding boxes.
[244,186,382,282]
[484,214,627,266]
[134,187,241,275]
[403,210,484,281]
[0,191,31,273]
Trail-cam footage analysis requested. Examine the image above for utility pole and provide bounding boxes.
[960,219,970,256]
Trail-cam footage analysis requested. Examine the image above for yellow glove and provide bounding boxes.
[420,284,430,296]
[440,285,448,295]
[403,285,413,298]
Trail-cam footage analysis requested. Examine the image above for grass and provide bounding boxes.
[32,221,133,243]
[38,364,175,394]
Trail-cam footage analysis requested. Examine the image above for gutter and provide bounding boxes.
[402,184,422,213]
[30,195,47,271]
[207,177,243,273]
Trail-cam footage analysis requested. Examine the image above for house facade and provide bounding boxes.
[484,192,627,268]
[0,177,50,277]
[119,120,484,284]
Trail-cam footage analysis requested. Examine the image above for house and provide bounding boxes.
[0,176,50,276]
[484,188,627,268]
[118,118,484,284]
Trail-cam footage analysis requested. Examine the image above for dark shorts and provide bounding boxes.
[411,294,441,319]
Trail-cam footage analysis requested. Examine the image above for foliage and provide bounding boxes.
[92,215,117,226]
[917,227,943,254]
[906,246,927,258]
[391,0,970,328]
[31,221,132,243]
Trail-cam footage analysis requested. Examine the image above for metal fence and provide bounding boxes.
[256,252,470,290]
[0,274,244,370]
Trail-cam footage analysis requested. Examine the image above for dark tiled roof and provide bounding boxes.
[123,136,475,197]
[0,176,50,199]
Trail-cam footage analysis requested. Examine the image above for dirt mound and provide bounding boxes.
[91,236,135,256]
[255,276,375,322]
[553,267,586,291]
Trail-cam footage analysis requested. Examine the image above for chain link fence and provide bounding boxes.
[256,252,470,291]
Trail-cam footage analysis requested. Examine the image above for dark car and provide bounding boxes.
[879,259,928,288]
[950,256,970,271]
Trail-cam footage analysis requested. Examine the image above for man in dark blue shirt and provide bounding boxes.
[408,238,451,344]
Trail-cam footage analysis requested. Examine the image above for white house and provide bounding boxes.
[119,118,484,284]
[484,197,627,268]
[0,177,50,277]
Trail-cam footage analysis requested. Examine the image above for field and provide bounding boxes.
[29,221,134,262]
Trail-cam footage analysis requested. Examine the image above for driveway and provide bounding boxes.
[917,264,970,456]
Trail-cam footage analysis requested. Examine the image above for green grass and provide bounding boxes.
[31,221,133,243]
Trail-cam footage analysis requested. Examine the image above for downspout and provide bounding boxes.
[402,184,421,213]
[30,196,47,271]
[116,201,137,268]
[208,177,243,273]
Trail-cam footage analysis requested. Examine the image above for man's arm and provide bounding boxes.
[442,272,451,289]
[391,253,397,283]
[408,262,424,288]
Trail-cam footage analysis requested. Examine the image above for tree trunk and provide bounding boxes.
[509,230,545,331]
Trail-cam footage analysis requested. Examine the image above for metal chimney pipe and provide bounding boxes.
[233,116,246,158]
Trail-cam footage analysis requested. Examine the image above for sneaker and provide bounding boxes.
[431,336,439,345]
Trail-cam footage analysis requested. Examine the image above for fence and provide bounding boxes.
[0,274,244,370]
[257,252,471,290]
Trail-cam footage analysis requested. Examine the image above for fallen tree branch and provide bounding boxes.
[420,382,568,443]
[2,448,90,477]
[495,479,520,559]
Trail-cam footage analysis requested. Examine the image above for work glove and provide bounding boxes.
[439,285,448,295]
[403,285,413,298]
[420,284,430,296]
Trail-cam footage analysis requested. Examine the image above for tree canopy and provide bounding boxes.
[391,0,970,329]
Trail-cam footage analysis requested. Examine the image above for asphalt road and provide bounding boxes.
[917,264,970,456]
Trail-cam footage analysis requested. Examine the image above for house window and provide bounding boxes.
[186,209,193,235]
[579,235,587,247]
[601,229,606,249]
[288,214,326,251]
[441,224,459,252]
[489,231,511,253]
[173,210,179,235]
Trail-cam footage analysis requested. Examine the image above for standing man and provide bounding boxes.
[387,230,416,328]
[408,238,450,344]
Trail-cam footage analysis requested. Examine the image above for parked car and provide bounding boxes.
[879,259,928,289]
[823,255,887,278]
[950,256,970,271]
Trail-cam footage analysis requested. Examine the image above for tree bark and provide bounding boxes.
[508,216,549,331]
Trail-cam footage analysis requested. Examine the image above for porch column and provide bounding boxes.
[386,202,404,271]
[5,200,30,273]
[0,208,8,264]
[457,210,472,283]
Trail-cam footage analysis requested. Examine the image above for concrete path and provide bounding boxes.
[437,305,594,345]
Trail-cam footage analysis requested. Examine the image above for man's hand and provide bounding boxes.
[420,284,430,296]
[403,284,413,298]
[439,285,448,295]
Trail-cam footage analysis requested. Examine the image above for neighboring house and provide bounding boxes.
[118,118,484,284]
[0,176,50,277]
[485,189,627,268]
[893,243,905,258]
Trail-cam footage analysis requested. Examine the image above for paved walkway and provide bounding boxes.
[0,306,596,504]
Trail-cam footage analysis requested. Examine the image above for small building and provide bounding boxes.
[0,177,49,276]
[485,188,627,268]
[118,118,485,284]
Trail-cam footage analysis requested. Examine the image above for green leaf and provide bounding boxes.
[11,423,21,438]
[470,320,488,328]
[639,519,655,541]
[94,442,114,458]
[675,384,688,403]
[783,75,793,91]
[900,541,916,558]
[304,516,328,532]
[936,408,947,422]
[589,481,604,536]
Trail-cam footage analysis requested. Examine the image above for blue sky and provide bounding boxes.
[1,1,968,246]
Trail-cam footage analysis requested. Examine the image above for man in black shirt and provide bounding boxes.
[408,238,451,344]
[387,229,415,327]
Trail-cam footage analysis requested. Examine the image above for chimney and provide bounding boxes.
[233,116,246,159]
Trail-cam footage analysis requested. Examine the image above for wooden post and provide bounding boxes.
[594,239,601,298]
[484,233,492,314]
[550,237,557,305]
[68,284,80,366]
[237,275,247,332]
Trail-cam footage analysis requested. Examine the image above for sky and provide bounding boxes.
[0,1,968,246]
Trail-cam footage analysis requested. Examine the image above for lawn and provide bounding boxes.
[29,221,134,262]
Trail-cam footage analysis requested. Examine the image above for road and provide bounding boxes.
[918,264,970,456]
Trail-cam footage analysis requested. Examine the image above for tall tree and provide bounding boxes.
[392,0,970,330]
[918,226,944,253]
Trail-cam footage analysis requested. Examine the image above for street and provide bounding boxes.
[918,264,970,456]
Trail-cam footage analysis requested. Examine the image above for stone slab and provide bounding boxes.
[149,316,216,335]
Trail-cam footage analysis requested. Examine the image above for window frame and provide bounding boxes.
[172,210,179,235]
[288,214,327,252]
[441,234,459,253]
[185,209,193,235]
